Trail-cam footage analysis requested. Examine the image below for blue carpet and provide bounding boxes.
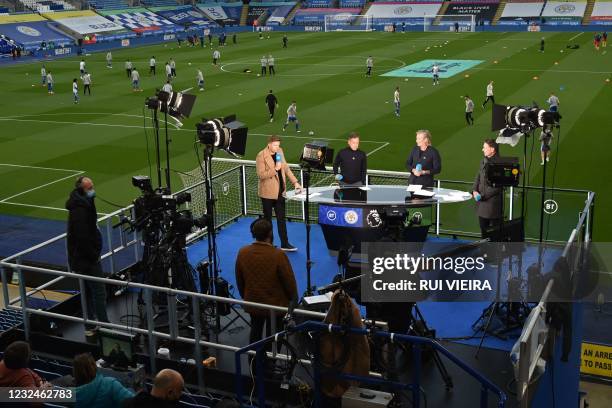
[186,217,519,352]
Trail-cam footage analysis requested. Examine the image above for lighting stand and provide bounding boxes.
[150,107,163,189]
[201,145,249,335]
[301,166,315,296]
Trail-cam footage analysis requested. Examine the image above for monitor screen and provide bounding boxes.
[99,329,135,368]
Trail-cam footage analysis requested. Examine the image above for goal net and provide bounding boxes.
[423,14,476,32]
[324,14,373,32]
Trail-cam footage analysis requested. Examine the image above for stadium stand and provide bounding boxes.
[245,1,295,26]
[0,309,22,332]
[443,0,501,25]
[339,0,365,7]
[197,2,243,25]
[541,1,587,26]
[150,5,217,28]
[304,0,333,8]
[99,8,180,33]
[365,2,444,25]
[265,3,296,24]
[141,0,179,6]
[498,0,545,25]
[293,7,362,25]
[19,0,76,12]
[87,0,130,9]
[0,13,74,51]
[589,0,612,24]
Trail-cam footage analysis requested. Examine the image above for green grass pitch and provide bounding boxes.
[0,31,610,241]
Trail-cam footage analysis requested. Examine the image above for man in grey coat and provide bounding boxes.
[472,139,503,237]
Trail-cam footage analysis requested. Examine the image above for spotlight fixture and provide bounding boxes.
[196,115,248,157]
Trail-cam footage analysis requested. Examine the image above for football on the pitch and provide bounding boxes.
[309,131,314,135]
[257,74,260,77]
[188,62,192,66]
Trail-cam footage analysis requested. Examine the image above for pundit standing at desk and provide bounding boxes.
[333,132,367,186]
[256,135,302,251]
[405,130,441,188]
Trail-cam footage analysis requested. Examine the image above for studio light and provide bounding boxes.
[492,104,560,132]
[145,90,196,121]
[196,115,248,157]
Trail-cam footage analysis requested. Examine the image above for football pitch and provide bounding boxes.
[0,31,610,240]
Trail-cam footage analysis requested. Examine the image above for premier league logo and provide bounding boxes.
[344,210,359,225]
[326,210,337,222]
[367,209,382,228]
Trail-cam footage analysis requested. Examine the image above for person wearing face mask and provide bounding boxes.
[405,129,441,188]
[66,176,109,336]
[472,139,503,237]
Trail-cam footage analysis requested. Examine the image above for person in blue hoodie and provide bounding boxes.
[74,353,133,408]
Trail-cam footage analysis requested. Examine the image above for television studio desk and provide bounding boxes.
[285,185,472,255]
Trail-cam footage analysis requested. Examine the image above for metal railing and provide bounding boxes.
[235,321,507,408]
[514,191,595,406]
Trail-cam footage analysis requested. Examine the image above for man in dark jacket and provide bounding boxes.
[66,176,109,335]
[472,139,503,236]
[333,132,367,186]
[235,218,298,345]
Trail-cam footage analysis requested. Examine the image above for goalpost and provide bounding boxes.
[324,14,374,32]
[423,14,476,32]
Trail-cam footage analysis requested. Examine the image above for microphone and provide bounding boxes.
[275,152,282,163]
[416,163,422,172]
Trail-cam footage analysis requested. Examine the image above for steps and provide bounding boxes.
[240,3,249,26]
[283,0,302,25]
[433,1,451,26]
[582,0,596,25]
[492,0,507,26]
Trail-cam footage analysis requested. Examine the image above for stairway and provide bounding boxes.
[283,0,302,25]
[240,3,249,26]
[433,1,451,26]
[582,0,596,25]
[492,0,507,26]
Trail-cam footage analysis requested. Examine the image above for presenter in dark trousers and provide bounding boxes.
[256,135,302,251]
[333,132,367,186]
[472,139,503,237]
[405,130,441,188]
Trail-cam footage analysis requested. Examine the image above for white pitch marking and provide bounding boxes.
[0,201,108,216]
[0,163,84,173]
[366,142,390,157]
[1,172,84,202]
[568,32,584,42]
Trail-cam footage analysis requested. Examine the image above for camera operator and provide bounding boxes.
[333,132,367,186]
[235,218,298,346]
[66,176,109,336]
[472,139,503,237]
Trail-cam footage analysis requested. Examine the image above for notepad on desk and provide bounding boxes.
[412,189,435,198]
[407,184,423,192]
[303,292,334,305]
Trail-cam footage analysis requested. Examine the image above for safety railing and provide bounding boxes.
[205,157,594,243]
[514,191,595,406]
[235,321,507,408]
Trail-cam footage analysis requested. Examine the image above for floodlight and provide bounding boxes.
[196,115,248,157]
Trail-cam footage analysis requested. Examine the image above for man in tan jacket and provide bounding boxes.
[255,135,302,251]
[235,218,298,345]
